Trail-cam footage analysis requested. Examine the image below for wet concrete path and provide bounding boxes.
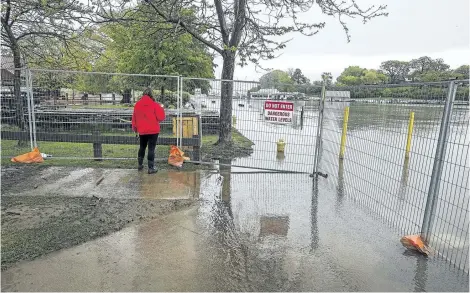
[2,168,469,291]
[2,166,201,200]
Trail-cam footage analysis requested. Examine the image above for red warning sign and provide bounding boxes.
[264,101,294,124]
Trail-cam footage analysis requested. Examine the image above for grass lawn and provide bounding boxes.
[1,128,253,169]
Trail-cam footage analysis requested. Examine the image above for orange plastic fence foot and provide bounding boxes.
[400,234,432,256]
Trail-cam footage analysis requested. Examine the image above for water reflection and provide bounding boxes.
[200,167,318,291]
[398,157,411,202]
[311,177,319,251]
[137,171,200,199]
[201,165,253,291]
[276,152,285,165]
[327,103,447,133]
[219,159,232,211]
[403,250,429,292]
[335,159,345,213]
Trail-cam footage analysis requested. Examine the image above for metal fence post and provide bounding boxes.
[28,70,37,148]
[179,76,183,149]
[25,69,34,150]
[312,81,326,175]
[176,76,180,148]
[420,81,458,243]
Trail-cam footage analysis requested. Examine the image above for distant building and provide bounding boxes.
[326,91,351,101]
[250,88,278,99]
[250,88,307,100]
[1,56,25,86]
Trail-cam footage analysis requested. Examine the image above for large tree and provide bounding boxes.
[453,65,469,80]
[260,70,294,91]
[379,60,409,84]
[409,56,450,81]
[336,67,386,85]
[96,20,215,102]
[336,66,365,85]
[95,0,387,144]
[321,72,333,86]
[360,69,387,84]
[290,68,309,85]
[1,0,91,132]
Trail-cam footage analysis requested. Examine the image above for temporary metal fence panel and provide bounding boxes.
[424,80,469,272]
[317,81,469,272]
[1,67,35,155]
[2,69,180,161]
[181,77,322,173]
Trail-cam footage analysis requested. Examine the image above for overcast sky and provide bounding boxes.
[214,0,470,81]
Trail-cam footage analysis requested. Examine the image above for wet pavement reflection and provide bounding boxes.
[1,168,469,291]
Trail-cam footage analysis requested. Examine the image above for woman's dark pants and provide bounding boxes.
[138,134,159,168]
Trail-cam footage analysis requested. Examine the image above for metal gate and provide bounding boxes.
[180,77,322,174]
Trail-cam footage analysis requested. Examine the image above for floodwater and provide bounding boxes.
[2,170,469,291]
[319,102,469,272]
[206,97,469,271]
[202,98,320,173]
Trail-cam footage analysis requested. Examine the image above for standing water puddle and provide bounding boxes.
[1,170,469,292]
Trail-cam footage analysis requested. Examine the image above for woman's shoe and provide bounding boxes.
[138,157,144,171]
[148,161,158,174]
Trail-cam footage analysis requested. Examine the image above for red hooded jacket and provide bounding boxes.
[132,95,166,135]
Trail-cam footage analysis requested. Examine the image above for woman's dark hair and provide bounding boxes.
[143,87,154,99]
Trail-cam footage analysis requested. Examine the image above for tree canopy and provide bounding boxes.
[336,66,388,86]
[1,0,92,131]
[289,68,309,85]
[93,0,387,143]
[337,57,468,85]
[260,70,294,91]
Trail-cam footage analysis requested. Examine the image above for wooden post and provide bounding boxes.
[112,93,116,105]
[92,131,103,161]
[99,94,102,105]
[192,115,201,163]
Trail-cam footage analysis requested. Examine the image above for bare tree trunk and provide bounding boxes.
[218,53,235,145]
[121,88,131,104]
[160,85,165,102]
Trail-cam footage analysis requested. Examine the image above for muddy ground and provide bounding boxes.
[1,166,196,271]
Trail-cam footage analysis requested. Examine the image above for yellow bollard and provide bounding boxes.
[277,139,286,153]
[232,115,237,125]
[339,107,350,160]
[405,112,415,159]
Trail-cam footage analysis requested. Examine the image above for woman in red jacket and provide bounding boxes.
[132,88,166,174]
